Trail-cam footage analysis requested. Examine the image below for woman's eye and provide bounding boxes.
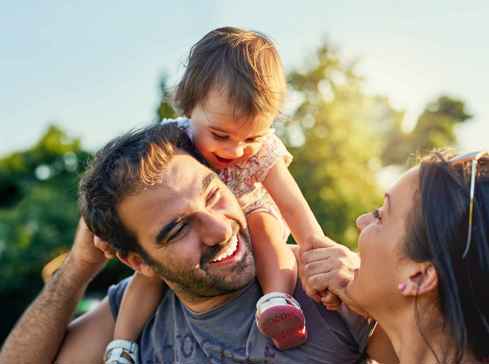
[372,208,382,222]
[211,133,228,140]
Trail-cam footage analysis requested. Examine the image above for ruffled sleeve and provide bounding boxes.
[248,132,293,184]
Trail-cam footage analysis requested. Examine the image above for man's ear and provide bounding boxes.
[398,262,438,297]
[116,252,156,278]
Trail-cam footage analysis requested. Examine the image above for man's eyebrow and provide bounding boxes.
[202,172,217,192]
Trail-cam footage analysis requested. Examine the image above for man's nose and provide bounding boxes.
[356,212,372,231]
[194,210,233,246]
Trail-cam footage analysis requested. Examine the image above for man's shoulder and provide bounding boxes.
[293,281,372,356]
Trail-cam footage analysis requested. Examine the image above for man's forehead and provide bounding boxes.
[154,151,214,197]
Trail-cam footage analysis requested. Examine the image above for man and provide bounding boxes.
[0,123,390,364]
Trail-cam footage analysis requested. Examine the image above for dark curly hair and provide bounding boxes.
[79,122,205,258]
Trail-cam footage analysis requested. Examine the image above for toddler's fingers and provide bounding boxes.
[93,236,115,259]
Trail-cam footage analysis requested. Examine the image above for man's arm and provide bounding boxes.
[0,219,111,364]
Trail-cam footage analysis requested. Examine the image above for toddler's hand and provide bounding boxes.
[93,235,116,260]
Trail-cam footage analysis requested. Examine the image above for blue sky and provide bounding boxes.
[1,0,488,155]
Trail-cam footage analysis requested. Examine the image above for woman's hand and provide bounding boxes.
[300,242,361,311]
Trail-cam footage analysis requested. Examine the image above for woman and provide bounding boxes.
[302,151,489,363]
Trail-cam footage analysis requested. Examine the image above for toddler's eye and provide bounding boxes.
[245,136,264,143]
[211,132,228,140]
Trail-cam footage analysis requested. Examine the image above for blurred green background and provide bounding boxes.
[1,0,485,345]
[0,41,473,342]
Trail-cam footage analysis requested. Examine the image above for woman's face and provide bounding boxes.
[347,168,420,313]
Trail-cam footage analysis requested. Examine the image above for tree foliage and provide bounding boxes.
[281,44,395,247]
[156,73,177,122]
[381,96,472,166]
[0,126,129,343]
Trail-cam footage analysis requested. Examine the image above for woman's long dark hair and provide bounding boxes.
[403,151,489,363]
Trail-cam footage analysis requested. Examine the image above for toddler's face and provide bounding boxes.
[190,88,275,170]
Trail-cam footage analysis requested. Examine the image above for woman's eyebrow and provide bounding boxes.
[384,193,391,214]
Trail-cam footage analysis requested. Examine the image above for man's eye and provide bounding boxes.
[211,132,228,140]
[167,221,187,242]
[206,187,221,206]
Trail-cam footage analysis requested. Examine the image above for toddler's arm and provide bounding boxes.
[263,159,359,305]
[262,159,332,249]
[114,272,165,341]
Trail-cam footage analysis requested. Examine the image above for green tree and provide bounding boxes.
[381,96,472,167]
[156,73,177,122]
[0,125,129,343]
[283,44,398,248]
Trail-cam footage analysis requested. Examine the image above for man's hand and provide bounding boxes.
[299,238,360,311]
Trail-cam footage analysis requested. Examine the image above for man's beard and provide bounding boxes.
[141,223,255,298]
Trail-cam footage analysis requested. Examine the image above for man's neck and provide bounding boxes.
[170,284,249,314]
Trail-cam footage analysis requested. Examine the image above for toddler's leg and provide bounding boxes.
[248,211,297,294]
[104,272,165,364]
[247,211,306,350]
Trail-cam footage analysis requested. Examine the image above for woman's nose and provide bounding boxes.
[356,212,372,231]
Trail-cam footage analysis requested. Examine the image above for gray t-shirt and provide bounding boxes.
[108,278,370,364]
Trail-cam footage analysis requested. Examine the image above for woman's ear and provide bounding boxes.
[116,252,156,278]
[398,263,438,297]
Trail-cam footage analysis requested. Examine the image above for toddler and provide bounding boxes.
[104,27,331,364]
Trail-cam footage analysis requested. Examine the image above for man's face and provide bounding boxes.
[117,151,256,298]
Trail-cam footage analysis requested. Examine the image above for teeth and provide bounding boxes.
[211,234,238,263]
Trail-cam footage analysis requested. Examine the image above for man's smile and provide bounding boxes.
[210,233,239,263]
